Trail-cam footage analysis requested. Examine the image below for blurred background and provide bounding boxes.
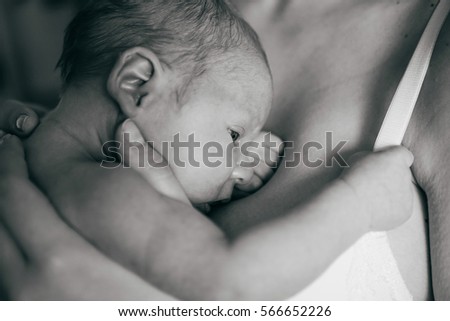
[0,0,255,109]
[0,0,85,108]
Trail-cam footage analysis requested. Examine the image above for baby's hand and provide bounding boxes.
[234,131,284,194]
[340,146,415,232]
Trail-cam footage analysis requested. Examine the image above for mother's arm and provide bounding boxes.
[0,107,174,300]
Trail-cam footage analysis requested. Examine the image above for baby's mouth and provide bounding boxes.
[209,198,231,206]
[194,203,211,214]
[194,198,231,214]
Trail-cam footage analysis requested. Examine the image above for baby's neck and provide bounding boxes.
[44,84,123,161]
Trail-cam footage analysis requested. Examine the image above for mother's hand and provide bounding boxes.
[0,100,42,136]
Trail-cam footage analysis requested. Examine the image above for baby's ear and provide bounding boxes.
[107,47,164,117]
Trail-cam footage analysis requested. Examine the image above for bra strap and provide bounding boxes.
[374,0,450,151]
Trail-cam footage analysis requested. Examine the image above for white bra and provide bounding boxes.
[290,0,450,300]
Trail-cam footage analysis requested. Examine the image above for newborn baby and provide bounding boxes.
[24,0,414,300]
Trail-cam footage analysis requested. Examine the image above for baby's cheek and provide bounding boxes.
[171,162,232,204]
[166,138,235,202]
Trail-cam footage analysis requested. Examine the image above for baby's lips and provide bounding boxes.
[194,203,211,214]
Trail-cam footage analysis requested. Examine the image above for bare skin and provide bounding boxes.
[215,0,450,299]
[0,135,174,300]
[0,100,414,301]
[1,0,449,300]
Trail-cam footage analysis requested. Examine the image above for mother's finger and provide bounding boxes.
[0,135,28,177]
[0,223,25,298]
[0,175,78,262]
[0,137,74,260]
[0,100,40,137]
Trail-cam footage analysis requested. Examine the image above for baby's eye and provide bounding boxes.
[228,129,240,142]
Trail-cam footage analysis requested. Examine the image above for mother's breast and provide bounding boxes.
[372,10,450,302]
[264,62,434,299]
[237,0,438,299]
[269,103,432,299]
[402,15,450,299]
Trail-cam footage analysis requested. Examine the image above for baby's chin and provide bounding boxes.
[184,182,234,213]
[188,192,220,214]
[184,185,227,204]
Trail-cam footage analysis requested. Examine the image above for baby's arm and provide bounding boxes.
[36,142,413,300]
[1,101,412,299]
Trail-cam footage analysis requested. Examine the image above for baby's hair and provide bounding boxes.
[57,0,267,96]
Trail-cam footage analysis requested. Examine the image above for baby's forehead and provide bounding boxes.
[176,52,272,132]
[211,72,272,112]
[229,69,272,118]
[200,56,273,112]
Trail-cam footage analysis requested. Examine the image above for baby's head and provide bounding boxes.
[58,0,273,205]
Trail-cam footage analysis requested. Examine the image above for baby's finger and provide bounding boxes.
[253,161,274,182]
[0,100,40,137]
[0,135,28,178]
[376,146,414,167]
[261,149,279,168]
[235,174,264,192]
[256,134,284,167]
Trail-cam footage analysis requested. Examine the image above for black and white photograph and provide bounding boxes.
[1,0,450,317]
